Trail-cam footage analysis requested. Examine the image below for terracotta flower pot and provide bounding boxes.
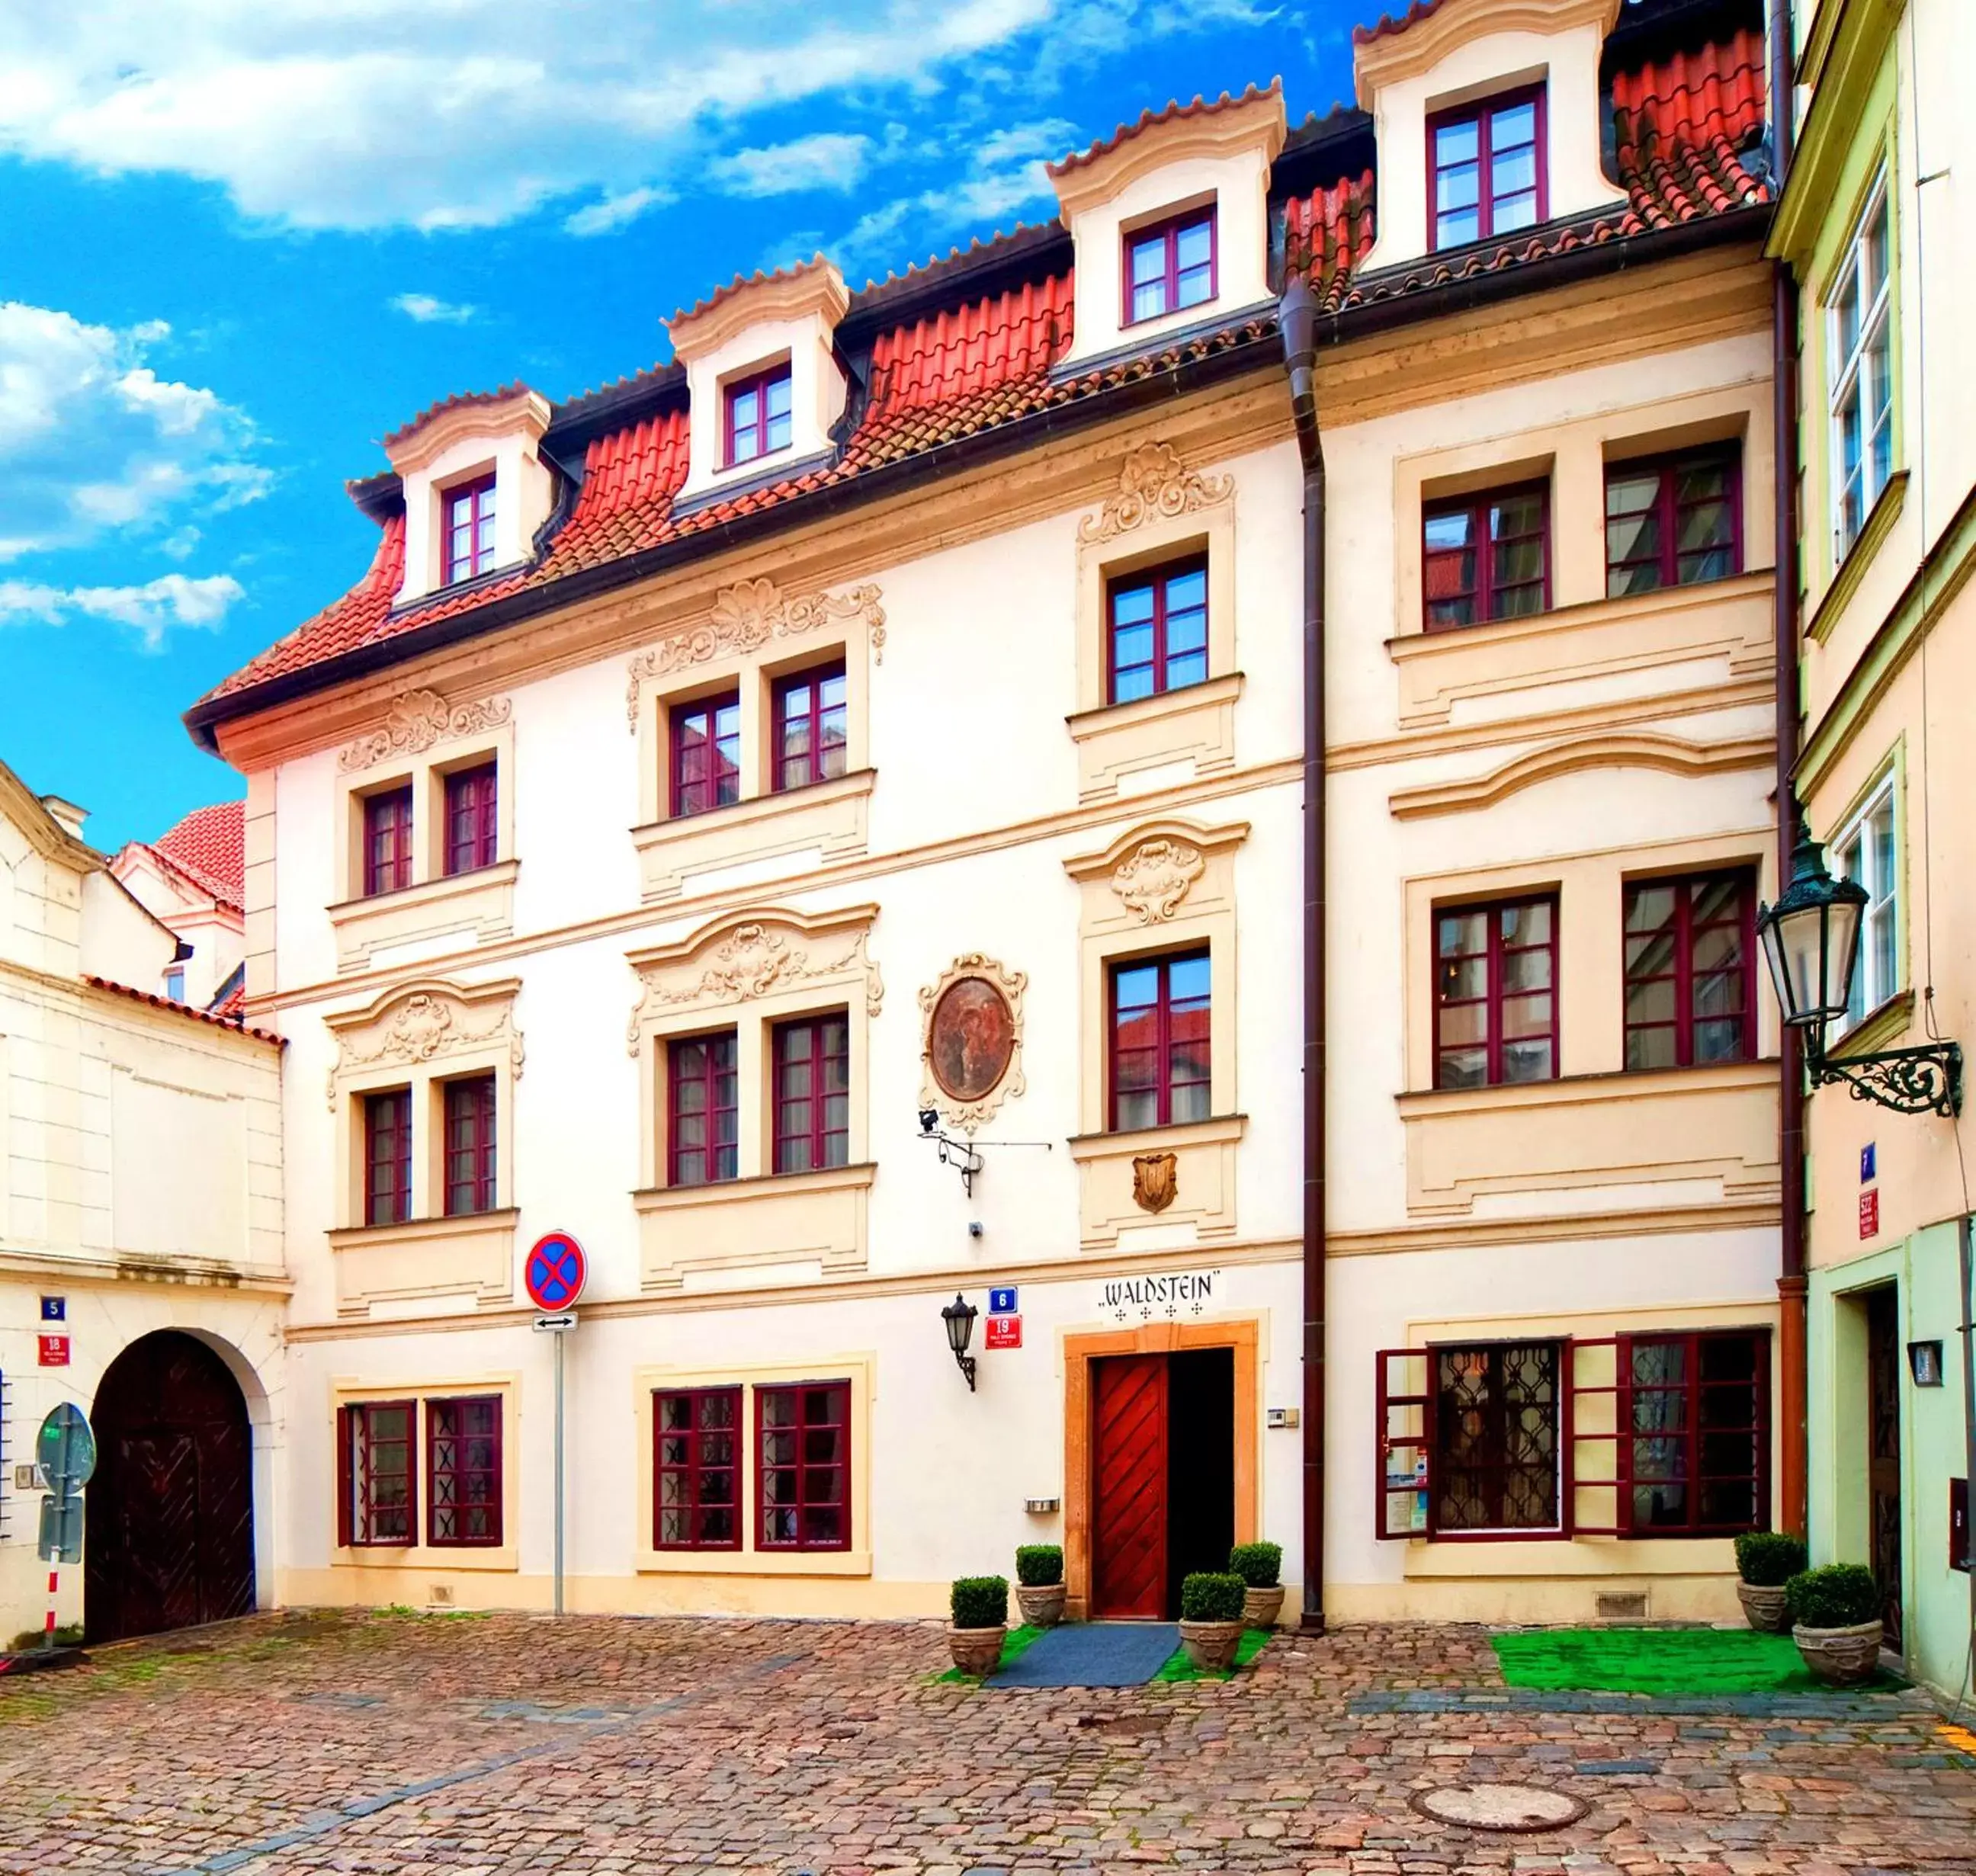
[1178,1617,1246,1672]
[1735,1580,1791,1634]
[1015,1583,1066,1627]
[1792,1619,1885,1685]
[1241,1585,1285,1629]
[948,1624,1007,1676]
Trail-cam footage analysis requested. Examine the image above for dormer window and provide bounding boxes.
[1124,207,1217,325]
[724,363,793,469]
[1429,88,1545,250]
[442,475,497,585]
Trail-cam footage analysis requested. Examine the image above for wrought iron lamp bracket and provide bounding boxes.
[1808,1037,1962,1118]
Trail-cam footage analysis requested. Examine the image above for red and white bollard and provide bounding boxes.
[43,1567,58,1650]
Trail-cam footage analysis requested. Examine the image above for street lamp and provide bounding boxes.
[1756,819,1962,1116]
[941,1294,979,1393]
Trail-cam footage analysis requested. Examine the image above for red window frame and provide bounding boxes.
[1605,446,1744,596]
[364,1088,412,1227]
[1106,556,1209,704]
[442,1074,497,1217]
[442,474,497,585]
[338,1399,416,1547]
[443,762,498,876]
[1616,1330,1769,1537]
[1423,482,1551,630]
[1122,206,1217,326]
[1427,84,1547,251]
[668,1031,739,1188]
[426,1394,502,1547]
[771,662,848,793]
[1108,948,1212,1131]
[771,1014,850,1174]
[362,786,414,897]
[653,1386,743,1551]
[1432,895,1558,1089]
[669,691,741,819]
[1622,870,1757,1071]
[755,1381,851,1551]
[723,362,793,468]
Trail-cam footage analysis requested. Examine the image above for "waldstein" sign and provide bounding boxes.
[1098,1267,1222,1325]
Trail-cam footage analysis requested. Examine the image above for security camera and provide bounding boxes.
[967,1220,984,1239]
[919,1108,939,1135]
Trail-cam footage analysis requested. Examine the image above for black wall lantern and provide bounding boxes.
[1907,1340,1946,1388]
[941,1294,979,1392]
[1757,820,1962,1117]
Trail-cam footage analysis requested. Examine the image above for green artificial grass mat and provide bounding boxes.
[1153,1627,1273,1683]
[1492,1626,1899,1695]
[932,1623,1046,1683]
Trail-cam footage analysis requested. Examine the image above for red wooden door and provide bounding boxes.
[1092,1355,1169,1618]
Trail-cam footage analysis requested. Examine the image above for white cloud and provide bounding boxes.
[0,302,268,561]
[0,572,245,649]
[563,184,676,239]
[390,292,479,324]
[712,132,871,198]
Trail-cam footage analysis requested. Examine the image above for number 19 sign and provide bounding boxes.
[525,1232,587,1313]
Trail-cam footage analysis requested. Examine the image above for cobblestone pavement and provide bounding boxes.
[1,1611,1973,1875]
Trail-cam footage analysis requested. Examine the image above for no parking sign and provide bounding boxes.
[524,1232,587,1312]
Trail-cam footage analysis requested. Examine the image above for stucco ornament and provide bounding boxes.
[916,954,1028,1133]
[626,917,884,1053]
[326,984,524,1108]
[338,688,512,772]
[625,578,887,730]
[1132,1151,1179,1214]
[1076,441,1234,547]
[1112,838,1206,924]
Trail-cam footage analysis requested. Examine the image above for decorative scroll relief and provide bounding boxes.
[326,983,523,1108]
[917,953,1028,1134]
[625,577,887,731]
[1076,442,1234,547]
[626,918,884,1053]
[338,688,512,772]
[1112,838,1206,925]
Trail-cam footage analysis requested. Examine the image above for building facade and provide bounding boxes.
[1772,0,1975,1703]
[184,0,1788,1627]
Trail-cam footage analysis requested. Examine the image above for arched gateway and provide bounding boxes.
[85,1332,256,1643]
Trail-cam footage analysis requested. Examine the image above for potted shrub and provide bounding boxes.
[1229,1541,1284,1629]
[1015,1545,1066,1627]
[948,1575,1009,1676]
[1178,1571,1247,1672]
[1732,1531,1807,1633]
[1785,1563,1885,1685]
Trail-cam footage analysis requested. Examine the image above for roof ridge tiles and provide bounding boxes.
[380,381,534,451]
[669,253,832,329]
[1352,0,1447,48]
[1046,79,1283,178]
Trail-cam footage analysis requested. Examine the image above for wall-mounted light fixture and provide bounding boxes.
[1907,1339,1946,1387]
[941,1293,979,1392]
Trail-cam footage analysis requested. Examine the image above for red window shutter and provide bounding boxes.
[1567,1336,1623,1537]
[336,1405,354,1550]
[1375,1348,1433,1539]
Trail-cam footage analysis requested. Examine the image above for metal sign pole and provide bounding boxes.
[553,1325,565,1616]
[43,1567,57,1651]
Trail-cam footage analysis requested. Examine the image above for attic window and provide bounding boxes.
[443,475,497,585]
[724,363,793,469]
[1124,207,1217,325]
[1429,88,1545,250]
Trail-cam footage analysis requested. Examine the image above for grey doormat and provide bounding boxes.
[992,1622,1180,1687]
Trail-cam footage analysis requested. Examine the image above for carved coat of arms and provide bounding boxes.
[1131,1150,1179,1214]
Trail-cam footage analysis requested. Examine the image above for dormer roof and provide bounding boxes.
[382,383,552,479]
[1352,0,1622,101]
[1046,81,1288,213]
[666,255,851,363]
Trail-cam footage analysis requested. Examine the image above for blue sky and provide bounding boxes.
[0,2,1358,852]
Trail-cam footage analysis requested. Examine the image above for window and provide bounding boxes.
[1622,871,1755,1070]
[724,363,792,468]
[443,762,498,876]
[427,1396,502,1547]
[364,1089,412,1227]
[1605,447,1742,597]
[1423,483,1548,629]
[339,1400,415,1547]
[443,476,497,585]
[653,1387,742,1550]
[1429,88,1545,249]
[772,1014,849,1173]
[1828,170,1893,556]
[362,787,415,897]
[1108,558,1208,704]
[1124,207,1216,325]
[771,663,848,793]
[442,1074,497,1217]
[1434,1341,1561,1533]
[669,1033,739,1187]
[671,693,741,819]
[1622,1331,1767,1535]
[756,1381,850,1550]
[1433,897,1557,1088]
[163,967,185,1003]
[1834,778,1897,1028]
[1109,949,1211,1130]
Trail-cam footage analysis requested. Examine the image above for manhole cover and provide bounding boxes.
[1410,1783,1588,1833]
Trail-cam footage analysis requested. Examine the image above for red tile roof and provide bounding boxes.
[149,800,247,909]
[1047,81,1282,180]
[85,976,281,1044]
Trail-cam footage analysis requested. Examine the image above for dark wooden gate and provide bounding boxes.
[1091,1354,1168,1618]
[1865,1287,1903,1651]
[86,1332,255,1644]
